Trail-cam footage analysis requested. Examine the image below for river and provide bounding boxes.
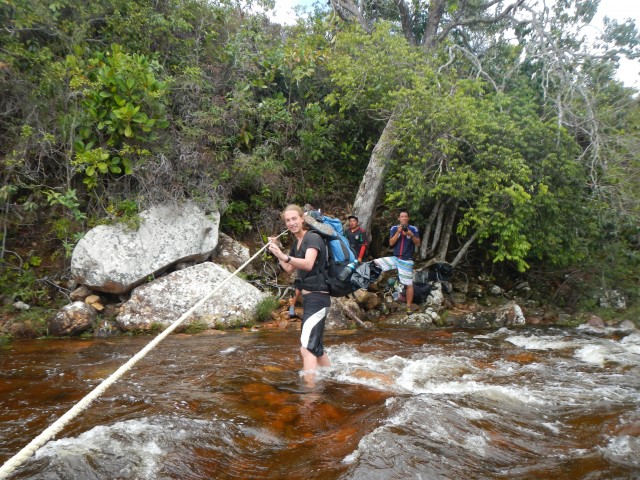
[1,324,639,479]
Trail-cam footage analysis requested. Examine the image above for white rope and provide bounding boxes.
[0,231,288,479]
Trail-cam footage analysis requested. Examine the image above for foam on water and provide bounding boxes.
[32,416,223,479]
[506,334,579,350]
[326,344,548,405]
[329,329,639,478]
[463,434,489,457]
[572,334,640,367]
[620,332,640,355]
[600,435,640,468]
[574,344,608,366]
[473,327,512,339]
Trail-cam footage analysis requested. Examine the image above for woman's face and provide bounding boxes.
[284,209,303,233]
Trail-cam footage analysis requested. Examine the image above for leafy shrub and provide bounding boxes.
[68,44,170,188]
[255,296,279,322]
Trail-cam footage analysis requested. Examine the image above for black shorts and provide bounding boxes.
[300,292,330,357]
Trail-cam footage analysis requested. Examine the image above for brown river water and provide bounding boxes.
[1,324,639,479]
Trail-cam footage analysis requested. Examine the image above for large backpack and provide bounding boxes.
[414,262,454,283]
[304,212,358,297]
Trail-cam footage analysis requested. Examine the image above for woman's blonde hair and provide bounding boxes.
[281,204,308,229]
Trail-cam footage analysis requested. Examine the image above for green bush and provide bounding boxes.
[255,295,279,322]
[183,319,208,334]
[69,44,170,189]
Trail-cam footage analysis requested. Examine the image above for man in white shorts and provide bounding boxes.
[374,209,421,313]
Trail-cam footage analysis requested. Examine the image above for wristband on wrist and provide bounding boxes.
[285,255,291,263]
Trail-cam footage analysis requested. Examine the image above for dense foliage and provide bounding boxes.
[0,0,638,314]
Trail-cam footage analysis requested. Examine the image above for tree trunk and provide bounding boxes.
[352,116,399,235]
[419,199,442,259]
[422,0,446,48]
[394,0,417,46]
[450,229,480,269]
[430,200,446,252]
[436,199,459,261]
[329,0,371,34]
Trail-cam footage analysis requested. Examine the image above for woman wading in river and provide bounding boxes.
[268,204,331,386]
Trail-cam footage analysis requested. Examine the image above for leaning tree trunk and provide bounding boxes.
[435,199,459,261]
[419,199,442,259]
[430,202,445,253]
[352,116,399,235]
[450,229,480,268]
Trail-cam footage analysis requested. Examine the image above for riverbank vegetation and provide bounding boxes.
[1,0,639,332]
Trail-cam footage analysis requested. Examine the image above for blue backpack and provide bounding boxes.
[304,212,357,297]
[319,216,357,263]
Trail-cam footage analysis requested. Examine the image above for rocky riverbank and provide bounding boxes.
[1,201,636,342]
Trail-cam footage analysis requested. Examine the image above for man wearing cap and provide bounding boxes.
[345,214,368,263]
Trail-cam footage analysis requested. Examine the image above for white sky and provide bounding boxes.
[267,0,311,25]
[268,0,640,88]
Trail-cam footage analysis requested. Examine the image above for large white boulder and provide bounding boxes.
[71,201,219,294]
[116,262,267,331]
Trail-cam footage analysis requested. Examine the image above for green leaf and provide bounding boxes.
[132,112,148,124]
[122,158,133,175]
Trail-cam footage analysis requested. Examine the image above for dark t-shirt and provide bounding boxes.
[390,224,419,261]
[345,226,368,258]
[289,231,327,291]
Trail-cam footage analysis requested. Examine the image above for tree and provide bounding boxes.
[325,0,640,272]
[329,0,529,235]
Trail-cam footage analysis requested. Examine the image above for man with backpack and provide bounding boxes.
[268,204,331,386]
[374,209,421,313]
[345,214,368,263]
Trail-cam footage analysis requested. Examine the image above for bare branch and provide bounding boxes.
[329,0,371,34]
[433,0,527,47]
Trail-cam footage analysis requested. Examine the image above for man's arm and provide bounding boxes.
[409,226,421,247]
[389,226,401,247]
[357,245,366,262]
[357,228,368,262]
[296,247,319,272]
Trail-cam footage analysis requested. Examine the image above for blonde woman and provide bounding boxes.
[268,205,331,385]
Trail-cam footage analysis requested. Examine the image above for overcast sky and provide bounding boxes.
[591,2,640,88]
[268,0,640,88]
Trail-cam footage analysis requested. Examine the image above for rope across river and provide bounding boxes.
[0,230,288,479]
